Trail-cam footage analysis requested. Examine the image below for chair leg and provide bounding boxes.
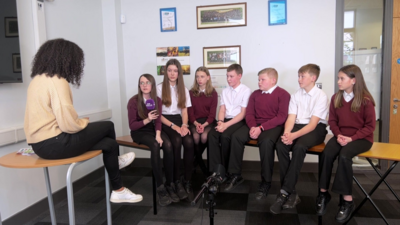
[152,171,157,215]
[66,163,78,225]
[43,167,57,225]
[104,168,112,225]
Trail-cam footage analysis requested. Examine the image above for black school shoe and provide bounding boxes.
[156,184,172,206]
[224,175,244,191]
[282,191,301,209]
[166,183,180,203]
[316,192,331,215]
[336,200,355,223]
[270,193,289,214]
[175,179,188,200]
[255,181,271,200]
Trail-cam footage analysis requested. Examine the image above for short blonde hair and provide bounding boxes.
[258,68,278,83]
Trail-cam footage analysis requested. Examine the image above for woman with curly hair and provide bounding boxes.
[24,38,142,203]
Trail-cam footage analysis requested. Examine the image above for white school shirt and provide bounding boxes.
[220,83,251,119]
[262,84,278,94]
[343,91,354,102]
[156,83,192,115]
[288,85,329,124]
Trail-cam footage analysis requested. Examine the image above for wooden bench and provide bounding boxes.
[116,135,158,215]
[0,150,111,225]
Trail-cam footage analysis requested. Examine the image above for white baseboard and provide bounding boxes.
[0,109,112,147]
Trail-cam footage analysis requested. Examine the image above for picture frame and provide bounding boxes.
[268,0,287,26]
[203,45,241,69]
[12,53,21,73]
[5,17,19,37]
[197,3,247,29]
[160,8,177,32]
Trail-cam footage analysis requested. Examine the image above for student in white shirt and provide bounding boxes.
[157,59,194,202]
[208,64,251,191]
[270,64,329,214]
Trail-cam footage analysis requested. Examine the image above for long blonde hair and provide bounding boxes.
[191,66,215,97]
[334,64,375,112]
[161,59,186,108]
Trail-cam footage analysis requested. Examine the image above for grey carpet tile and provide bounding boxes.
[140,203,199,224]
[245,211,301,225]
[191,209,247,225]
[200,192,249,211]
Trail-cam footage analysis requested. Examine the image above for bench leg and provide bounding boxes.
[43,167,57,225]
[366,158,400,202]
[104,168,112,225]
[66,162,78,225]
[152,171,157,215]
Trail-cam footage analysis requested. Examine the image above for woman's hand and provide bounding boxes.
[181,125,191,137]
[172,124,182,135]
[147,110,159,121]
[155,134,163,146]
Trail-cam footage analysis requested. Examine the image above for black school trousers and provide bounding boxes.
[319,137,372,195]
[31,121,123,190]
[276,123,327,194]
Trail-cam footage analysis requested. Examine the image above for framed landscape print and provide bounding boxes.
[203,45,241,69]
[197,3,247,29]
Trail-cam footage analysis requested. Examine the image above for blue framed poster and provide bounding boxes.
[160,8,177,32]
[268,0,287,26]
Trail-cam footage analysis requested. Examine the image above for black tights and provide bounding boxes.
[162,115,194,181]
[190,122,213,173]
[32,121,123,190]
[131,129,174,187]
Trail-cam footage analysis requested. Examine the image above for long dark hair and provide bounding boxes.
[135,74,159,120]
[161,59,187,108]
[31,38,85,87]
[334,64,375,112]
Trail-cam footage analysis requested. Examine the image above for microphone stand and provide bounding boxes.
[207,188,216,225]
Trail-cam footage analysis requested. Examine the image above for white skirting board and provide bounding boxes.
[0,109,112,147]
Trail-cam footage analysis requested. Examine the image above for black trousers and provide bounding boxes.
[31,121,123,190]
[319,138,372,195]
[130,124,174,187]
[207,119,246,173]
[162,114,194,181]
[276,123,327,194]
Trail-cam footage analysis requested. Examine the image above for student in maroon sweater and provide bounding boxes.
[316,64,376,223]
[188,67,218,176]
[128,74,174,206]
[232,68,290,197]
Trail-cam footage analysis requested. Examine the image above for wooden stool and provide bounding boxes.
[0,150,112,225]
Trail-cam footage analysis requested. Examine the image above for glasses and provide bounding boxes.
[140,81,152,86]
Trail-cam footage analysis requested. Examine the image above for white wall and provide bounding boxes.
[0,0,112,220]
[120,0,336,161]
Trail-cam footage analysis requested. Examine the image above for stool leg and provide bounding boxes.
[152,171,157,215]
[43,167,57,225]
[104,168,112,225]
[66,163,78,225]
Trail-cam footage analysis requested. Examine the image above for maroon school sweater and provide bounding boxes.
[188,90,218,125]
[328,94,376,143]
[245,87,290,130]
[127,96,162,132]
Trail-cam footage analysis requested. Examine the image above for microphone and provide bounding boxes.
[191,164,226,206]
[145,99,155,111]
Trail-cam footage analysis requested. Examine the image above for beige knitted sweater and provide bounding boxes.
[24,74,89,144]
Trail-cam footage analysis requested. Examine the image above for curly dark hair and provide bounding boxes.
[31,38,85,87]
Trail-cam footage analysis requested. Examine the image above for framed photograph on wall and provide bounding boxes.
[12,53,21,73]
[160,8,177,32]
[5,17,19,37]
[203,45,241,69]
[197,3,247,29]
[268,0,287,26]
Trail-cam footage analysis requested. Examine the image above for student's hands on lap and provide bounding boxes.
[181,125,191,137]
[281,132,294,145]
[155,135,163,146]
[337,134,352,146]
[172,125,182,135]
[215,122,227,133]
[249,127,261,139]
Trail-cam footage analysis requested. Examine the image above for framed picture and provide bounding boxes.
[12,53,21,73]
[5,17,19,37]
[268,0,287,26]
[203,45,241,69]
[160,8,177,32]
[197,3,247,29]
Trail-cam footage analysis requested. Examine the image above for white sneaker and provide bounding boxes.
[118,152,135,169]
[110,188,143,203]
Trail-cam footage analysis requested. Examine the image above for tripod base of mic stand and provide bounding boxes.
[206,191,216,225]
